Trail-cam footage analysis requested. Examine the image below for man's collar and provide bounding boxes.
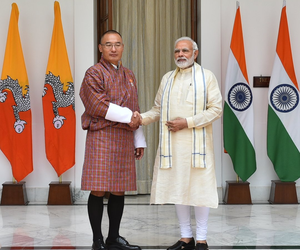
[100,56,121,69]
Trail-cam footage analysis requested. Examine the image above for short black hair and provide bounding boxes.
[100,30,122,44]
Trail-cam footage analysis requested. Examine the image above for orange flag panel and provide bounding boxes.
[276,5,298,90]
[230,5,249,84]
[43,1,75,176]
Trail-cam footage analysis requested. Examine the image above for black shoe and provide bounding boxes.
[92,238,107,250]
[195,242,208,250]
[106,236,141,250]
[167,238,195,250]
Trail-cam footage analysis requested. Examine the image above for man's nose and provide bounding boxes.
[178,51,185,56]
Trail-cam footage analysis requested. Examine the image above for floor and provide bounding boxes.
[0,195,300,250]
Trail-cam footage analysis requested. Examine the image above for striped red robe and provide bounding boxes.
[80,57,140,192]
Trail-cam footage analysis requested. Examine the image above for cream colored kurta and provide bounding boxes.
[142,63,222,208]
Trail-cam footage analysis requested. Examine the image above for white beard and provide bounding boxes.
[174,56,194,69]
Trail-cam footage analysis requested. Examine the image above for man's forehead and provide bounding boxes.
[176,40,193,47]
[102,33,122,43]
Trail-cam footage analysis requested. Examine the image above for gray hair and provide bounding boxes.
[174,37,198,50]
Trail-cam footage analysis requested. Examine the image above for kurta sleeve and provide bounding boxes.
[141,74,169,125]
[186,69,223,128]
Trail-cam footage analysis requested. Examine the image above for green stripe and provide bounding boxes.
[267,106,300,182]
[223,102,256,181]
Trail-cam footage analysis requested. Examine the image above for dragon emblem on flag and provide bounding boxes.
[0,76,30,134]
[43,72,75,129]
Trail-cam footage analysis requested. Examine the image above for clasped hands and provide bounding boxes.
[128,111,142,128]
[165,117,188,132]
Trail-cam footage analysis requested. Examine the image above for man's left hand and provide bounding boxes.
[135,148,144,160]
[166,117,188,132]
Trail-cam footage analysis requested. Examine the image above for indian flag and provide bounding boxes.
[267,0,300,182]
[223,2,256,182]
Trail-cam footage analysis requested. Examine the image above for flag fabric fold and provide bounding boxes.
[43,1,75,177]
[223,1,256,182]
[267,0,300,182]
[0,3,33,182]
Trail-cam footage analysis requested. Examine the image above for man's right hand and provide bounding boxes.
[128,111,142,128]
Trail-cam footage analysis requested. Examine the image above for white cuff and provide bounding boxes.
[105,103,132,123]
[134,126,147,148]
[186,117,194,128]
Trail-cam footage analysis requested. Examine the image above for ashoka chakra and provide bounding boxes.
[228,82,252,111]
[270,84,299,113]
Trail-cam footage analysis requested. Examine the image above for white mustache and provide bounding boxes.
[176,57,188,62]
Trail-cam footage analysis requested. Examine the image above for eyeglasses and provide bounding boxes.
[101,42,123,49]
[174,48,194,54]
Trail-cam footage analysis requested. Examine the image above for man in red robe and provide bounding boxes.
[80,30,146,250]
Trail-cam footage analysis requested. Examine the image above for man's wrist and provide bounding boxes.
[186,117,194,128]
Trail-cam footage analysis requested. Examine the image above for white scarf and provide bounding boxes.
[159,63,207,169]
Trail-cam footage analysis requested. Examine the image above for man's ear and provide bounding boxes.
[194,50,199,60]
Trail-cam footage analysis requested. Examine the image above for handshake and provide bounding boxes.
[128,111,142,128]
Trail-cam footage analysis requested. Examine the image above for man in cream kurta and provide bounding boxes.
[141,37,222,250]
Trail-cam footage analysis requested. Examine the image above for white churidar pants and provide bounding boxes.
[175,204,210,241]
